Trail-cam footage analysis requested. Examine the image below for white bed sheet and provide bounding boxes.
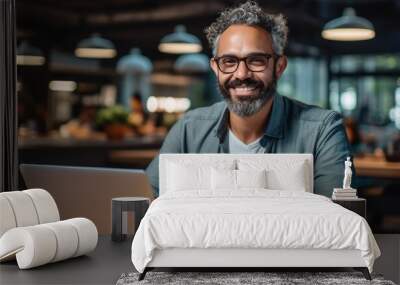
[131,190,380,273]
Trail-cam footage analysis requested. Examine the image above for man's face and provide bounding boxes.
[210,24,287,117]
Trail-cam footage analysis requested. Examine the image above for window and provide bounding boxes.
[278,57,327,108]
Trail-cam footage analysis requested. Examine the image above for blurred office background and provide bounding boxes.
[16,0,400,233]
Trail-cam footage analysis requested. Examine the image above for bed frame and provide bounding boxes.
[138,154,371,281]
[139,248,371,280]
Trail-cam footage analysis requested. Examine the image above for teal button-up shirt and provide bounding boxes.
[145,94,351,197]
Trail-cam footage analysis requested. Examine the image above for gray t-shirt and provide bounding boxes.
[228,129,265,154]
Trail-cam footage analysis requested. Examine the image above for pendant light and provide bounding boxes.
[75,33,117,58]
[322,8,375,41]
[17,41,45,66]
[174,53,209,73]
[117,48,152,74]
[117,48,153,110]
[159,25,202,54]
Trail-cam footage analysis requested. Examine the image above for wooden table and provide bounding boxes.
[354,156,400,178]
[108,149,159,168]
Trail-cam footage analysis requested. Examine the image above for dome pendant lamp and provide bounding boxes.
[75,33,117,58]
[159,25,202,54]
[17,41,46,66]
[322,7,375,41]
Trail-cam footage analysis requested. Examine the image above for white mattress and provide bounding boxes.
[131,190,380,273]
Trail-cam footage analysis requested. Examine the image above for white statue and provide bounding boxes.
[342,157,353,189]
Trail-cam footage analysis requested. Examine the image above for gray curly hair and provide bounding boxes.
[205,1,288,56]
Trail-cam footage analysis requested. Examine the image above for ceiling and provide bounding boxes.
[16,0,400,61]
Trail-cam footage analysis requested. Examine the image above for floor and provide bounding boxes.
[1,235,399,285]
[0,236,133,285]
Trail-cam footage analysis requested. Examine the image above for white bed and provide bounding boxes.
[131,154,380,280]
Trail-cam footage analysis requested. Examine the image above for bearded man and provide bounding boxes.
[145,1,350,198]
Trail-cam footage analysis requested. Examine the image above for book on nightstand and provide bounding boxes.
[332,188,358,200]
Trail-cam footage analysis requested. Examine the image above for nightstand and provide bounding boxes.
[111,197,150,242]
[332,198,366,218]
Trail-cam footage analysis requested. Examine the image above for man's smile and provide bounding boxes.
[226,79,263,98]
[229,85,260,97]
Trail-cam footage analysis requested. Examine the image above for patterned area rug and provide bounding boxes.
[116,271,396,285]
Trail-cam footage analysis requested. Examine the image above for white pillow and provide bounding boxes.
[237,159,308,192]
[211,168,236,190]
[236,169,267,188]
[167,160,236,192]
[266,164,307,191]
[167,162,210,191]
[211,168,267,190]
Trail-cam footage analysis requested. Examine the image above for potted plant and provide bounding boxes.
[96,105,130,140]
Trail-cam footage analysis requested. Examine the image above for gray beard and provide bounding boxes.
[218,80,276,117]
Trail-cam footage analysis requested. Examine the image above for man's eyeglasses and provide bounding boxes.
[213,53,277,74]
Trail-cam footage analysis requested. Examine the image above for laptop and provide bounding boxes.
[20,164,154,234]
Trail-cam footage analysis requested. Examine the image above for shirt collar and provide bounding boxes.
[214,93,285,141]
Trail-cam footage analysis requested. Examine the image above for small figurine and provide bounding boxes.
[332,157,357,199]
[342,156,353,190]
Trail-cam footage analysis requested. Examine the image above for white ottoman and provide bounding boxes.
[0,189,98,269]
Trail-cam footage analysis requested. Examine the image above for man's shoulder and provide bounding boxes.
[183,101,226,122]
[282,95,341,124]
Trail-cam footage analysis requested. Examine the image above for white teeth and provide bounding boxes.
[234,87,257,92]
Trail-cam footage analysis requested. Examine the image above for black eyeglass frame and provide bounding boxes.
[213,53,280,74]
